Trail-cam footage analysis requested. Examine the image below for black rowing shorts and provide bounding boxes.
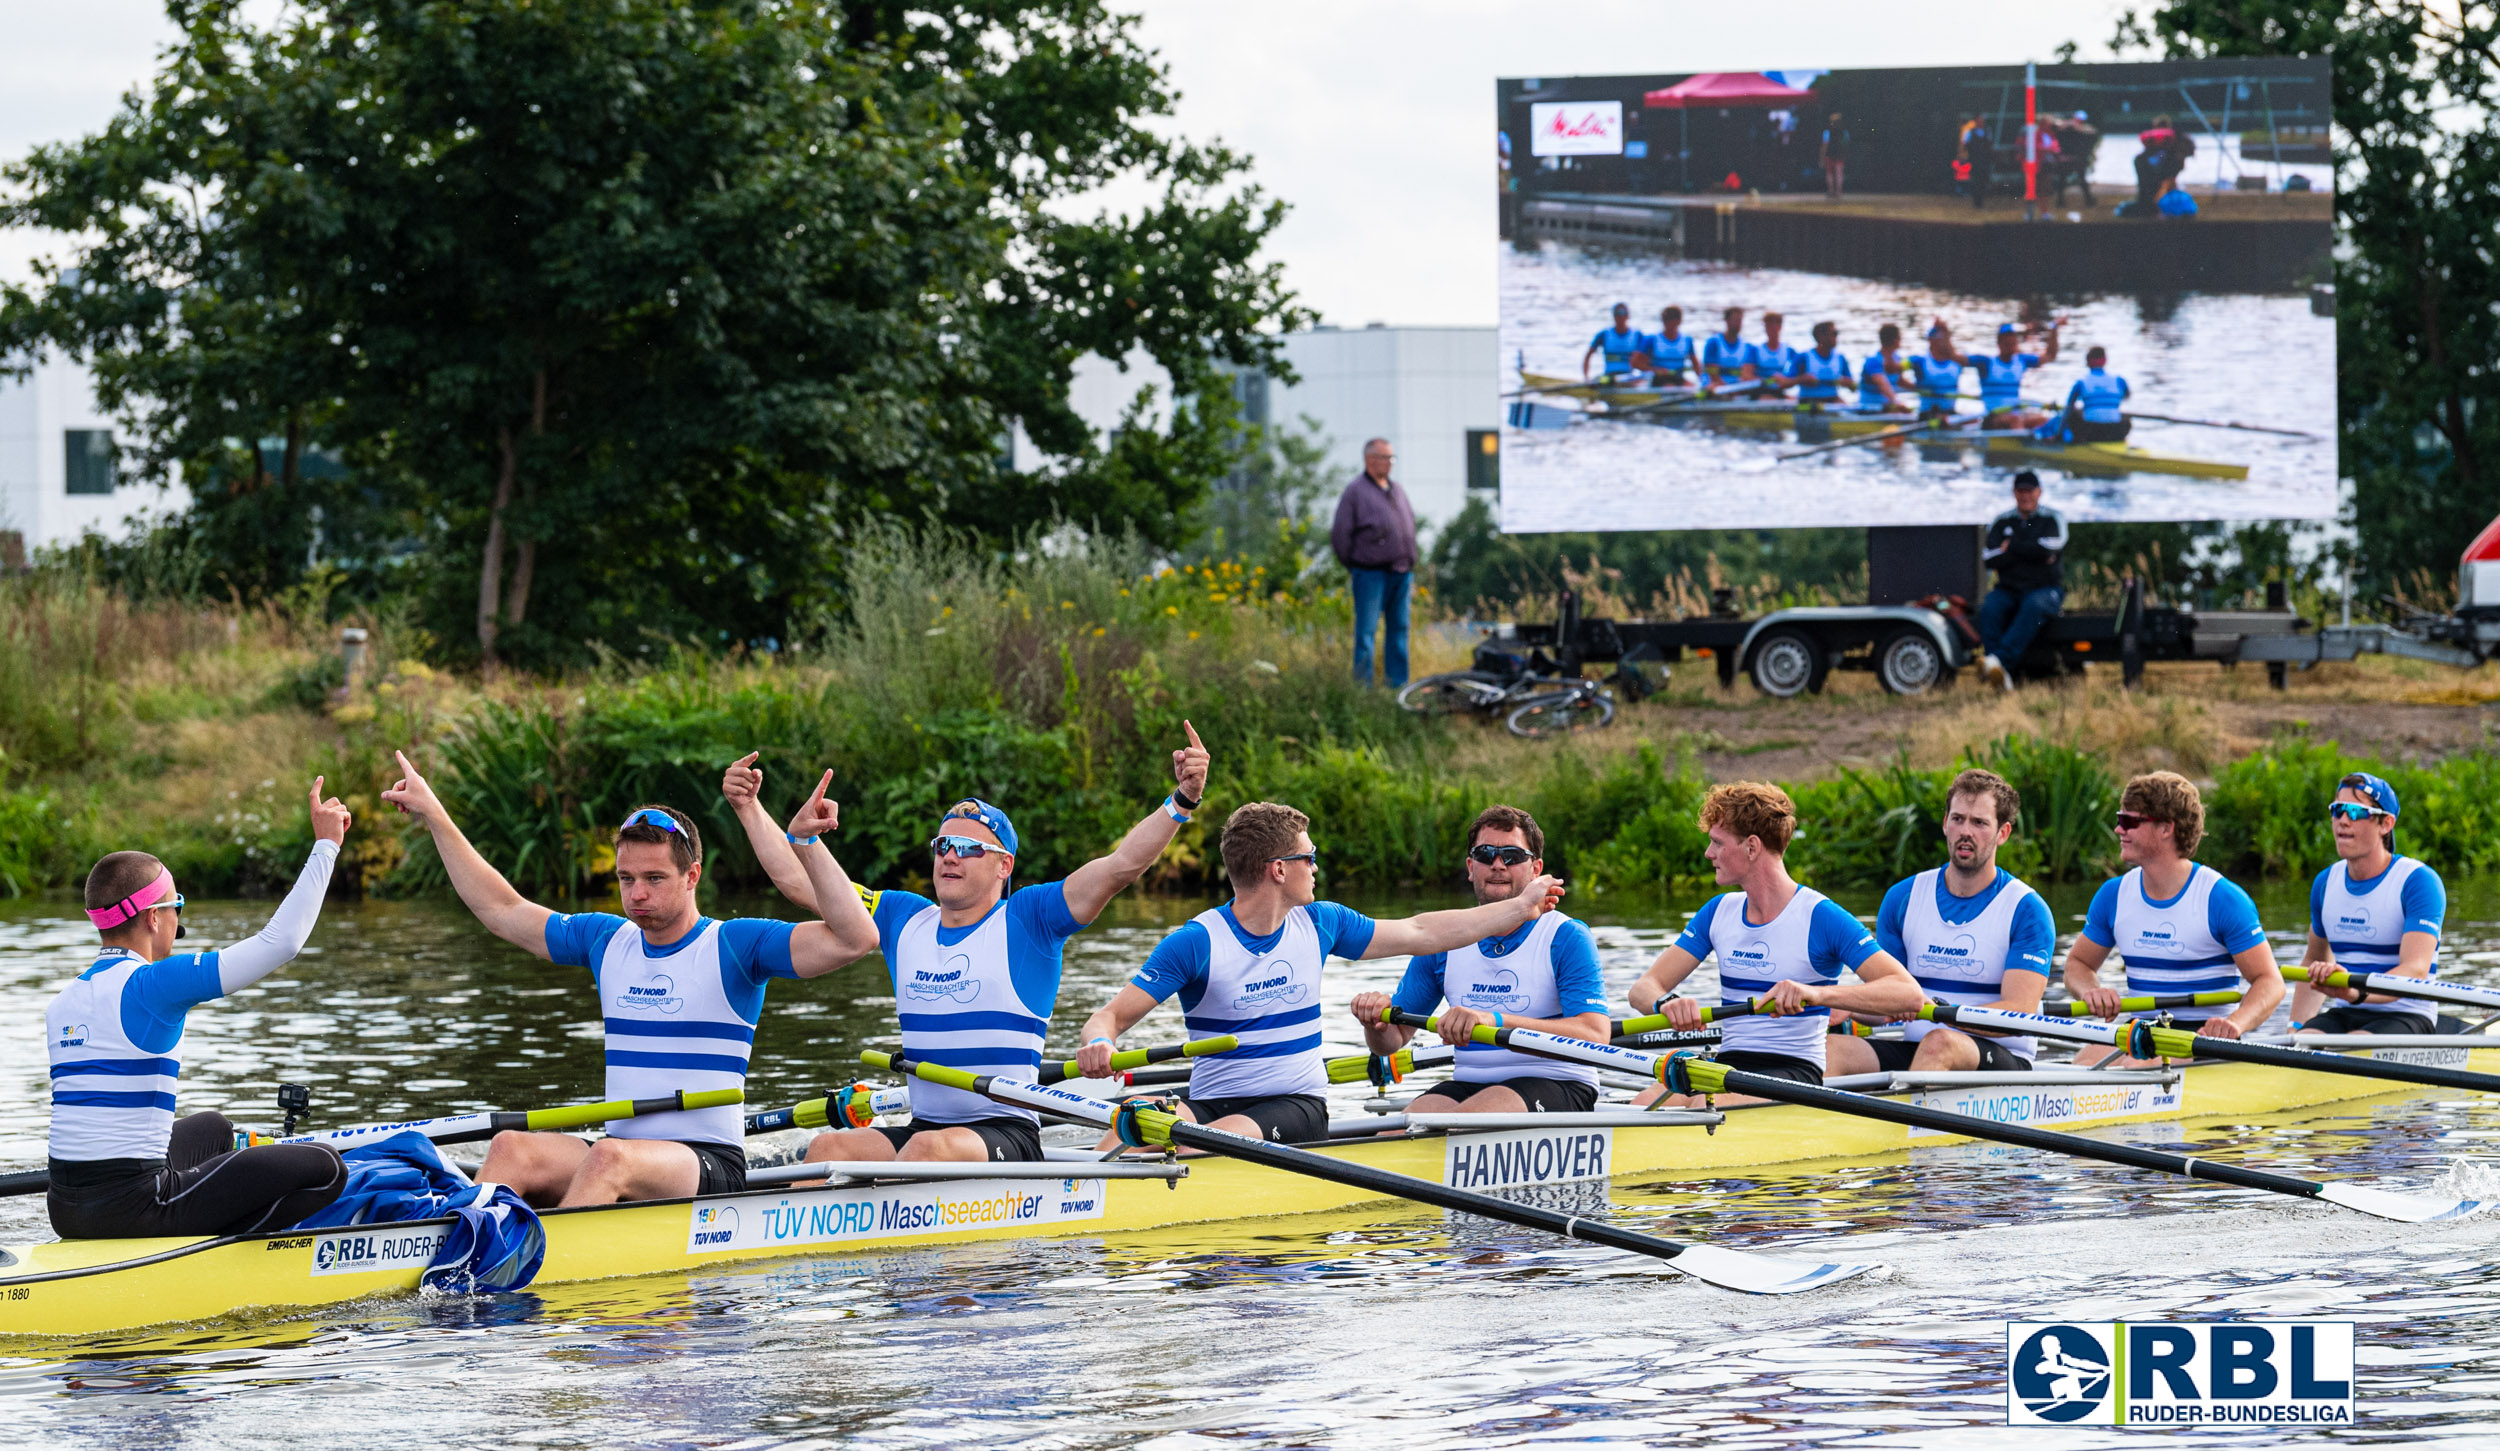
[1710,1050,1825,1085]
[1418,1077,1599,1114]
[1864,1036,2034,1074]
[47,1110,345,1239]
[875,1117,1046,1162]
[2301,1003,2438,1037]
[682,1139,749,1195]
[1179,1092,1331,1144]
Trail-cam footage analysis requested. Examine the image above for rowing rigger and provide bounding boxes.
[1923,1002,2500,1097]
[747,1036,1241,1133]
[0,1089,749,1199]
[862,1050,1880,1295]
[1381,1010,2483,1224]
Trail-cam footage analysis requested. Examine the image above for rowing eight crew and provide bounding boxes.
[41,736,2445,1239]
[1579,305,2135,442]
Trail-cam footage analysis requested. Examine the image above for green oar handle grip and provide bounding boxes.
[1040,1035,1242,1085]
[524,1088,743,1133]
[2282,964,2347,987]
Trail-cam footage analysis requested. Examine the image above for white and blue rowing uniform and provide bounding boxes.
[2310,856,2446,1021]
[1643,332,1698,381]
[1131,901,1377,1103]
[1971,351,2044,413]
[2079,865,2267,1022]
[1906,354,1967,413]
[1856,351,1906,412]
[48,841,339,1166]
[1746,340,1804,384]
[1702,334,1749,384]
[1588,325,1645,377]
[1793,347,1854,405]
[548,911,802,1146]
[862,884,1087,1128]
[1674,887,1881,1071]
[1876,867,2057,1063]
[2067,368,2129,422]
[1390,913,1607,1086]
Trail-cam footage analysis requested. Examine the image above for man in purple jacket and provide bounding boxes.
[1331,437,1420,688]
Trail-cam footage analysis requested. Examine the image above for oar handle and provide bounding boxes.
[2055,990,2244,1016]
[0,1169,49,1199]
[1037,1035,1240,1086]
[523,1088,744,1134]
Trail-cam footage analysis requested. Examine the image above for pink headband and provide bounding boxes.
[89,869,175,930]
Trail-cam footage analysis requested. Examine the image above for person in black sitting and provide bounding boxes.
[1977,472,2067,692]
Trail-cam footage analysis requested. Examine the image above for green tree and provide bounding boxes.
[1426,500,1866,616]
[1,1,1302,667]
[2112,2,2500,595]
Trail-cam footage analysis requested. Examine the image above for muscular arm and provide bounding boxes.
[1062,723,1209,925]
[1805,952,1924,1016]
[1983,967,2049,1016]
[432,819,557,957]
[214,840,343,992]
[786,845,881,978]
[1076,985,1163,1055]
[1628,943,1704,1019]
[729,781,814,911]
[2212,942,2286,1036]
[1359,878,1558,959]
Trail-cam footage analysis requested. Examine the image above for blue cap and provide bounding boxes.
[1999,323,2019,335]
[2339,773,2399,817]
[945,798,1019,854]
[1612,301,1630,312]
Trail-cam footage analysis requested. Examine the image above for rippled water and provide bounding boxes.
[4,875,2499,1449]
[1497,244,2336,533]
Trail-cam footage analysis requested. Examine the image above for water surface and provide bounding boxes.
[2,874,2496,1449]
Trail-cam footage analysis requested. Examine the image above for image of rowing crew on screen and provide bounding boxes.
[12,741,2495,1334]
[1511,305,2315,483]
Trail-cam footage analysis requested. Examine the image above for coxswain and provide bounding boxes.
[1854,323,1913,414]
[1582,302,1645,380]
[1074,801,1563,1144]
[1636,305,1699,389]
[1701,306,1750,390]
[2036,346,2132,442]
[1742,311,1804,395]
[383,754,877,1202]
[1789,321,1857,411]
[45,780,355,1239]
[1906,321,1970,419]
[2293,773,2446,1036]
[1627,783,1922,1107]
[1969,318,2063,427]
[732,726,1212,1163]
[1350,807,1610,1117]
[2062,772,2285,1066]
[1826,770,2055,1076]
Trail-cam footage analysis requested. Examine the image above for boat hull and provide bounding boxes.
[1984,436,2251,480]
[5,1050,2486,1338]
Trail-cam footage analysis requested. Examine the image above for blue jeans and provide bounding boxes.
[1349,567,1412,687]
[1979,584,2063,665]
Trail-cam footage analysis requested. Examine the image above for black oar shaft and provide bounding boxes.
[0,1169,47,1198]
[2136,1025,2500,1096]
[1702,1064,2326,1200]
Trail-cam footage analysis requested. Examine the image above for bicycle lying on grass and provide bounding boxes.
[1395,642,1663,739]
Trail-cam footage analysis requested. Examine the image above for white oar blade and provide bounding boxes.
[2317,1181,2485,1224]
[1664,1243,1887,1294]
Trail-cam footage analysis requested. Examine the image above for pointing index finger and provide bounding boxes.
[1182,720,1203,751]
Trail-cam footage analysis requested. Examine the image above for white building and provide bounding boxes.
[0,354,183,565]
[1052,324,1502,537]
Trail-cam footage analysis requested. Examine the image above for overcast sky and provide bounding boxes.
[1,0,2134,325]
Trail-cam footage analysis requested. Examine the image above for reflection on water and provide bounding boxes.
[1498,243,2334,533]
[2,878,2499,1448]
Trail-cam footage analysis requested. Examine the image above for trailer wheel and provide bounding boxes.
[1748,628,1827,698]
[1875,628,1950,695]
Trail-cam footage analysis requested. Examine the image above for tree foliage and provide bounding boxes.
[0,1,1303,667]
[2114,1,2500,593]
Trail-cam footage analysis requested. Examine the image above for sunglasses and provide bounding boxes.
[1270,851,1320,867]
[1469,844,1536,867]
[929,835,997,860]
[159,894,186,939]
[2111,811,2160,833]
[2327,802,2389,822]
[620,808,685,834]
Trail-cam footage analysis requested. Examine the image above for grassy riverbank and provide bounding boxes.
[5,530,2497,902]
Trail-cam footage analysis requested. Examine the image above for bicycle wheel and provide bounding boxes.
[1398,671,1513,715]
[1505,688,1616,739]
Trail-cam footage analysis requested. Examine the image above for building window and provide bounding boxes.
[65,430,116,495]
[1466,429,1500,492]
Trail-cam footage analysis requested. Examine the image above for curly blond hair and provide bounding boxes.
[2121,771,2204,857]
[1699,781,1797,855]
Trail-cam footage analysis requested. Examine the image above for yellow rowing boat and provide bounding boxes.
[5,1046,2488,1338]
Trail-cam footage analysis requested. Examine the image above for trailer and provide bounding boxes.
[1488,577,2491,699]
